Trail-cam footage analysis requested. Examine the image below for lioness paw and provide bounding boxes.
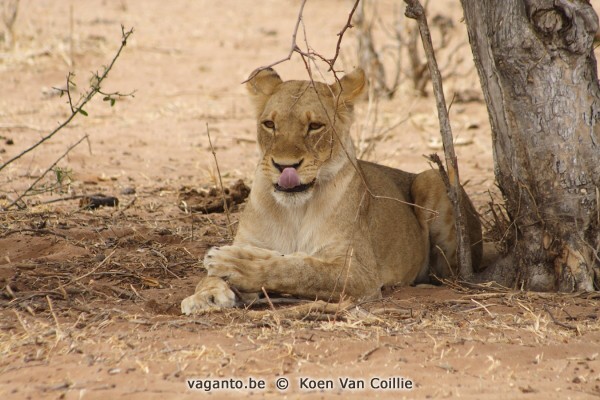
[181,278,236,315]
[204,245,273,292]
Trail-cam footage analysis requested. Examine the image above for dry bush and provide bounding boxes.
[354,0,472,98]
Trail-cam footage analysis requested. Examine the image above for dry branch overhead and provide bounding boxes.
[241,0,308,83]
[329,0,361,69]
[242,0,360,83]
[403,0,473,280]
[0,26,134,174]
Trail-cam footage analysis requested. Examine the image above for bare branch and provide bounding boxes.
[7,135,88,209]
[241,0,308,83]
[64,72,76,113]
[404,0,473,280]
[243,0,360,84]
[205,123,234,239]
[328,0,361,70]
[0,26,134,173]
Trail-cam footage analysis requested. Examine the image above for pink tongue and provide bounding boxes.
[278,167,301,189]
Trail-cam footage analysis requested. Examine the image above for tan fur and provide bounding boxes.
[181,68,482,314]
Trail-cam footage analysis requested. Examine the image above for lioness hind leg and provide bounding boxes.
[411,170,483,282]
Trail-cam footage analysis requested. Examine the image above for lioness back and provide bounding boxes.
[356,161,428,284]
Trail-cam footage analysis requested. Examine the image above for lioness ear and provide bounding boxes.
[246,68,283,113]
[331,68,366,103]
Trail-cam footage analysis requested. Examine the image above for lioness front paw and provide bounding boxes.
[181,277,236,315]
[204,245,276,292]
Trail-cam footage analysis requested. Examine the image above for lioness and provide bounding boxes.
[181,68,482,314]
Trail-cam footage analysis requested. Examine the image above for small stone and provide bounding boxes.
[520,385,537,393]
[121,187,136,195]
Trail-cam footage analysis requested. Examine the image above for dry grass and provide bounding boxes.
[2,201,599,397]
[2,202,598,359]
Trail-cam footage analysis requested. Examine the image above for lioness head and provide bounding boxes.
[246,68,365,206]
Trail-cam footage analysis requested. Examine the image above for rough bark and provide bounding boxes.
[461,0,600,291]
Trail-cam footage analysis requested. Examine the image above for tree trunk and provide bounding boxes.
[460,0,600,291]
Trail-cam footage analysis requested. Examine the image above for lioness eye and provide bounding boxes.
[308,122,324,131]
[262,120,275,129]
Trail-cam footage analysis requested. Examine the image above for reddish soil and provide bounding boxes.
[1,1,599,399]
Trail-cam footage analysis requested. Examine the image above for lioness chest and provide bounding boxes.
[234,171,358,257]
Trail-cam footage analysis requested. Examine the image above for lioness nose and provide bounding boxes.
[272,158,303,173]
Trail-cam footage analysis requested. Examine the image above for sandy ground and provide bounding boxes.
[1,0,599,399]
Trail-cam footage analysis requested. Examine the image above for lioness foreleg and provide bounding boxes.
[205,245,381,302]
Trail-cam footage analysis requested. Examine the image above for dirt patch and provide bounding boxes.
[0,235,88,265]
[178,179,250,214]
[1,1,600,399]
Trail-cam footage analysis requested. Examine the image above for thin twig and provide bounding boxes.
[205,123,234,238]
[0,228,68,239]
[71,249,116,283]
[40,195,86,205]
[543,304,578,331]
[261,287,276,311]
[328,0,361,70]
[404,0,473,280]
[470,298,496,319]
[358,346,380,361]
[242,0,308,83]
[7,135,88,209]
[65,72,76,113]
[243,0,360,84]
[46,295,63,338]
[339,246,354,304]
[0,26,134,173]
